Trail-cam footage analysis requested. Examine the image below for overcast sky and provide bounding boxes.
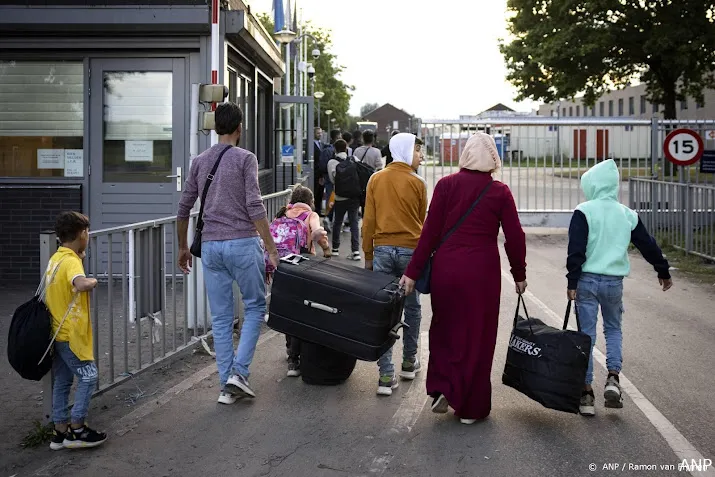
[247,0,541,119]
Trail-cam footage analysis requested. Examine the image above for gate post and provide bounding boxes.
[39,231,58,423]
[685,184,694,253]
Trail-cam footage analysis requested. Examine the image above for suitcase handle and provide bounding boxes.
[389,320,409,339]
[303,300,339,314]
[281,254,309,265]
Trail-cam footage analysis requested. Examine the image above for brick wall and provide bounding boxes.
[0,185,82,283]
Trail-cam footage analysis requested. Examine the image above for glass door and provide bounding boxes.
[89,58,185,230]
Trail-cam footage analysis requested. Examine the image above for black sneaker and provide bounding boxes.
[50,428,66,451]
[287,360,301,377]
[226,373,256,398]
[579,390,595,417]
[604,374,623,408]
[63,426,107,449]
[399,358,422,380]
[331,248,339,254]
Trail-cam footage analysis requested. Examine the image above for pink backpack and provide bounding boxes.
[265,211,310,273]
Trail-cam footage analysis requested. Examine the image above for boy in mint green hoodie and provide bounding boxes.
[566,159,673,417]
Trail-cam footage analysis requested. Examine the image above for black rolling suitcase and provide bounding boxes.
[300,341,357,385]
[267,254,406,361]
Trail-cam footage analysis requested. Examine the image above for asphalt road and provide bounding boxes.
[16,233,714,477]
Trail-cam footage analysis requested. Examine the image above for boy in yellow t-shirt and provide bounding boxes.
[44,211,107,450]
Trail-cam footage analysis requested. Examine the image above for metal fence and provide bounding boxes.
[419,118,715,226]
[630,178,715,260]
[39,185,298,420]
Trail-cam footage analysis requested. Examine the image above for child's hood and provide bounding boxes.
[285,202,312,219]
[581,159,620,201]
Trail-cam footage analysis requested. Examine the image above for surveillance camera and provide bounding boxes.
[307,65,315,79]
[312,49,320,60]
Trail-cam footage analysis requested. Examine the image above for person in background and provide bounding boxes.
[328,139,361,261]
[313,127,325,217]
[362,133,427,396]
[353,129,384,171]
[382,130,400,165]
[319,129,343,232]
[400,132,527,424]
[177,102,279,405]
[566,158,673,417]
[342,131,354,156]
[350,129,363,152]
[45,212,107,450]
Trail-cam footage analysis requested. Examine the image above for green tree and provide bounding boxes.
[500,1,715,119]
[257,14,354,129]
[360,102,380,117]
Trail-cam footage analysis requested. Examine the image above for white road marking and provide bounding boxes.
[501,270,715,477]
[364,331,429,475]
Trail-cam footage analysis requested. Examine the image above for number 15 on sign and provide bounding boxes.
[664,128,704,166]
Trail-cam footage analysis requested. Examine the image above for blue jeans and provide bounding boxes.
[52,341,98,425]
[201,237,266,387]
[576,273,624,385]
[373,246,422,376]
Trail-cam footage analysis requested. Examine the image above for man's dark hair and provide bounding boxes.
[330,129,342,143]
[214,102,243,136]
[55,211,90,243]
[415,137,424,146]
[334,139,348,153]
[352,130,363,142]
[341,132,352,143]
[362,130,375,144]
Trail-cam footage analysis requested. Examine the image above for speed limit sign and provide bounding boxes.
[663,128,704,166]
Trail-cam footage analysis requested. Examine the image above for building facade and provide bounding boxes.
[362,103,418,145]
[537,84,715,120]
[0,0,285,282]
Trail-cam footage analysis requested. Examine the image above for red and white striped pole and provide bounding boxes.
[210,0,220,145]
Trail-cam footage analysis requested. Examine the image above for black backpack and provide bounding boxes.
[7,259,74,381]
[334,156,362,199]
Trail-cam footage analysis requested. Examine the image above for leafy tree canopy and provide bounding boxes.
[258,14,354,129]
[360,102,380,117]
[500,0,715,118]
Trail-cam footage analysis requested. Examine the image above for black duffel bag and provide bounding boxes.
[502,296,591,414]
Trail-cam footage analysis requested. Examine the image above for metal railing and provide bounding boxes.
[39,185,298,420]
[629,177,715,260]
[419,118,715,221]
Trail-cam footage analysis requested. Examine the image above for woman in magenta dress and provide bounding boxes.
[401,132,527,424]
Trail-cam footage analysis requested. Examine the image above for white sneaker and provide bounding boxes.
[349,251,361,261]
[218,391,237,405]
[226,374,256,398]
[377,375,399,396]
[460,419,477,425]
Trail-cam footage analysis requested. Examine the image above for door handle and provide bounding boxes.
[167,167,182,192]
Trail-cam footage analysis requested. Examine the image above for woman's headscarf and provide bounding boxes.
[459,132,502,173]
[389,133,417,166]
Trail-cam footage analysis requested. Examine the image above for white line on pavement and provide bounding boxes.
[500,270,715,477]
[364,331,430,476]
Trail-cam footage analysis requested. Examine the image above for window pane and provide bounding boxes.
[640,95,647,114]
[103,71,172,183]
[0,61,84,178]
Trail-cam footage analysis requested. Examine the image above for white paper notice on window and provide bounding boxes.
[125,140,154,162]
[37,149,65,169]
[64,150,84,177]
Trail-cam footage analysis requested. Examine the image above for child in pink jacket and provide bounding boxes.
[267,185,331,377]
